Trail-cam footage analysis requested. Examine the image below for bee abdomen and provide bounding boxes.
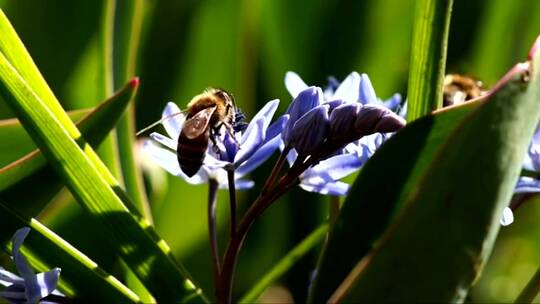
[177,130,209,177]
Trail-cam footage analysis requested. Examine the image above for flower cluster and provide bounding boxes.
[282,71,406,195]
[0,227,62,304]
[143,73,406,196]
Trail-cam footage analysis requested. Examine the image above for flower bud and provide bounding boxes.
[282,87,323,144]
[354,105,405,136]
[290,105,330,156]
[329,103,361,141]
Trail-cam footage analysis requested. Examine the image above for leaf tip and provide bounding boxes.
[129,77,140,89]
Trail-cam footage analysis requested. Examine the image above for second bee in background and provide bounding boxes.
[442,74,487,107]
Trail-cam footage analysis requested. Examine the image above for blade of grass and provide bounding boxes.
[95,0,122,178]
[111,0,154,301]
[0,80,137,217]
[113,0,152,223]
[0,109,88,166]
[406,0,453,121]
[0,40,205,304]
[0,201,140,303]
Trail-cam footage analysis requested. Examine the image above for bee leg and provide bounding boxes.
[209,127,220,153]
[223,122,242,146]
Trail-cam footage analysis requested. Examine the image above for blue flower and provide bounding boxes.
[283,72,405,196]
[0,227,62,304]
[143,100,285,189]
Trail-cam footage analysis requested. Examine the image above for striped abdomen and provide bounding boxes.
[177,129,209,177]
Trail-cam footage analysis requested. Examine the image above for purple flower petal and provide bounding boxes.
[265,115,289,142]
[383,93,402,111]
[235,100,280,165]
[524,124,540,171]
[32,268,61,301]
[235,118,265,165]
[359,73,377,104]
[218,179,255,190]
[12,228,45,303]
[149,132,177,151]
[0,268,23,286]
[237,134,282,176]
[515,176,540,193]
[332,72,360,103]
[12,228,34,281]
[286,148,298,167]
[143,140,209,184]
[285,71,309,98]
[302,153,362,181]
[299,180,350,196]
[162,102,185,139]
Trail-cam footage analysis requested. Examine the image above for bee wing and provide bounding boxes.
[182,106,216,139]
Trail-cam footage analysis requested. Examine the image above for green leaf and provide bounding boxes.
[0,80,137,217]
[113,0,153,224]
[0,201,140,303]
[406,0,453,121]
[331,40,540,302]
[0,9,206,302]
[308,89,480,304]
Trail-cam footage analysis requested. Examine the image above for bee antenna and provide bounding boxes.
[136,111,184,136]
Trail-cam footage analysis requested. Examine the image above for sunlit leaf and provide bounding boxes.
[324,39,540,302]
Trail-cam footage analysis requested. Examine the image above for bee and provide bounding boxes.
[442,74,486,107]
[177,88,245,177]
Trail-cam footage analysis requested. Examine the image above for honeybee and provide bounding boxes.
[177,88,245,177]
[442,74,486,107]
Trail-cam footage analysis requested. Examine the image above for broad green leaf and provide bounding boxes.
[406,0,453,121]
[0,10,206,302]
[0,109,88,166]
[331,40,540,302]
[0,201,140,303]
[0,80,137,217]
[308,89,480,304]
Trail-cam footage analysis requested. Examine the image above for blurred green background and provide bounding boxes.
[0,0,539,302]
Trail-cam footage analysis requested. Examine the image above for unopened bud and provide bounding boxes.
[290,105,330,156]
[354,105,406,136]
[329,103,361,141]
[283,87,323,144]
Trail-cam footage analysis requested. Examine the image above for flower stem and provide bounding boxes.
[208,178,221,298]
[217,149,324,303]
[217,173,297,303]
[227,169,237,237]
[261,146,290,195]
